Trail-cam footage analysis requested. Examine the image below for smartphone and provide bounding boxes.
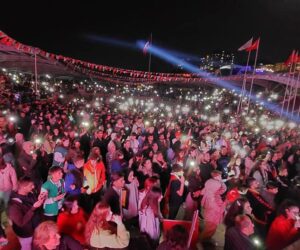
[38,192,47,200]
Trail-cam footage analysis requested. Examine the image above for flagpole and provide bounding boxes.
[247,40,260,112]
[286,58,297,115]
[237,50,251,114]
[230,54,234,76]
[34,50,38,97]
[148,33,152,73]
[297,86,300,117]
[292,70,300,116]
[280,60,293,117]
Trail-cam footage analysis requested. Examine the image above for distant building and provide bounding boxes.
[274,63,289,72]
[256,64,275,73]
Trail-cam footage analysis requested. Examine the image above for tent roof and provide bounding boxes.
[0,44,84,78]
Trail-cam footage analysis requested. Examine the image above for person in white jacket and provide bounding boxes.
[0,157,17,206]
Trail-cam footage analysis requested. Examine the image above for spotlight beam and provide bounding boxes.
[85,34,136,50]
[136,40,299,123]
[86,34,205,62]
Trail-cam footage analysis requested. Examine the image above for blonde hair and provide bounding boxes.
[85,202,113,243]
[33,221,58,249]
[107,141,116,154]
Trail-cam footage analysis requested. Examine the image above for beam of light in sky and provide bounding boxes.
[82,34,299,122]
[136,40,300,123]
[161,48,204,62]
[85,34,205,62]
[84,34,136,50]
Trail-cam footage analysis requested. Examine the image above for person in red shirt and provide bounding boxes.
[266,200,300,250]
[57,197,88,245]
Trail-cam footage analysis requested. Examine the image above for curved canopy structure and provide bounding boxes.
[0,31,296,89]
[0,43,84,78]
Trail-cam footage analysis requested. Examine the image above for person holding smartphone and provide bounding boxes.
[8,176,45,250]
[85,202,130,249]
[40,166,65,221]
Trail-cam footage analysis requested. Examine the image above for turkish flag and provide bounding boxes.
[238,38,253,51]
[294,51,299,63]
[246,38,260,52]
[284,50,295,66]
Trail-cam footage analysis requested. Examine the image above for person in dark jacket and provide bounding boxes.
[8,176,45,250]
[17,141,38,180]
[163,164,186,219]
[217,146,230,180]
[199,152,213,184]
[245,177,274,238]
[17,111,31,140]
[79,127,91,162]
[92,129,109,164]
[32,220,83,250]
[224,214,256,250]
[102,172,125,216]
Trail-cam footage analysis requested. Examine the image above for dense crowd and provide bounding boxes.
[0,74,300,250]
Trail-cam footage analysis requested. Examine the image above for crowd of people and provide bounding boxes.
[0,72,300,250]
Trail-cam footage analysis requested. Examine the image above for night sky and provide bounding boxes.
[1,0,300,72]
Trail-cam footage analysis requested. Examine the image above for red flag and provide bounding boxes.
[246,38,260,52]
[284,50,295,66]
[238,38,253,51]
[294,51,299,63]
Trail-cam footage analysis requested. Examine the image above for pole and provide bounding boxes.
[148,33,152,73]
[34,51,38,97]
[247,41,260,112]
[230,54,234,76]
[237,50,251,114]
[281,62,293,117]
[286,60,297,115]
[292,71,300,116]
[297,87,300,117]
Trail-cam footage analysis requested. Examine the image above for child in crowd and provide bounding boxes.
[41,166,65,221]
